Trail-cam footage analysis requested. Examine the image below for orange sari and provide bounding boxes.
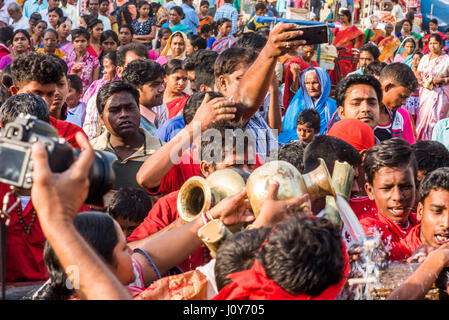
[329,26,365,85]
[378,35,401,64]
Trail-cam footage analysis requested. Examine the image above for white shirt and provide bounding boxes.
[10,14,29,31]
[391,4,405,23]
[98,14,111,31]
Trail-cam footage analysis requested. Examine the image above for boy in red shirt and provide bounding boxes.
[359,137,418,261]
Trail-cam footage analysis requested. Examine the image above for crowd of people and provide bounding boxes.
[1,0,449,302]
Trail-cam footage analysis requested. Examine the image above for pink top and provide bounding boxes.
[148,49,159,61]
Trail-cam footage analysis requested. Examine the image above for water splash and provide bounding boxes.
[335,194,366,243]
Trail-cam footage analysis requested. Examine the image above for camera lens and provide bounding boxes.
[73,149,116,207]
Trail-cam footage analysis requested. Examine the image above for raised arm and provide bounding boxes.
[136,94,237,190]
[233,22,305,124]
[31,133,132,300]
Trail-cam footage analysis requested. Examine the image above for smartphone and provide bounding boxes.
[288,25,329,45]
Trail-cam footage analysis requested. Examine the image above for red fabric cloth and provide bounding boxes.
[399,223,422,258]
[0,45,10,60]
[213,242,349,300]
[86,45,101,58]
[1,183,90,282]
[282,58,319,114]
[49,117,86,149]
[166,96,189,119]
[359,210,418,261]
[349,196,377,218]
[327,119,376,151]
[127,190,209,272]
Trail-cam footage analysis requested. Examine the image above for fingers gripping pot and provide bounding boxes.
[246,159,336,217]
[0,114,116,207]
[177,167,250,232]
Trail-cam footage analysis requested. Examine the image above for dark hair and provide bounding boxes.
[200,122,256,167]
[164,58,184,75]
[80,14,96,28]
[429,33,444,47]
[194,61,215,90]
[214,47,256,78]
[364,138,417,185]
[359,43,380,60]
[170,6,185,20]
[116,42,149,67]
[255,2,266,11]
[446,28,449,33]
[33,212,119,300]
[155,27,171,48]
[402,19,413,28]
[137,0,151,10]
[364,61,387,78]
[0,26,13,44]
[403,37,416,49]
[236,32,267,51]
[103,50,118,67]
[429,18,438,25]
[122,58,166,89]
[183,91,223,125]
[200,23,213,35]
[260,216,345,296]
[101,30,119,45]
[405,11,415,21]
[56,16,69,28]
[216,17,231,27]
[11,52,63,86]
[67,74,83,95]
[107,187,151,223]
[189,34,207,50]
[119,24,135,35]
[335,74,383,108]
[215,227,272,291]
[96,80,140,115]
[296,109,320,133]
[419,167,449,203]
[43,28,58,39]
[0,93,50,125]
[413,51,424,59]
[278,141,305,173]
[340,9,351,21]
[411,140,449,177]
[36,19,48,28]
[200,0,210,6]
[183,49,218,71]
[99,0,109,5]
[48,7,64,18]
[379,62,419,92]
[71,27,90,42]
[48,53,68,76]
[30,12,42,22]
[12,29,31,44]
[0,64,13,102]
[87,18,103,31]
[303,135,361,175]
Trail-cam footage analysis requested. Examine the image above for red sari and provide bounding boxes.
[329,26,365,85]
[165,94,189,119]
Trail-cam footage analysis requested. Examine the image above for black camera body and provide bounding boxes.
[0,114,116,207]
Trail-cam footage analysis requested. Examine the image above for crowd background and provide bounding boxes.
[1,0,449,302]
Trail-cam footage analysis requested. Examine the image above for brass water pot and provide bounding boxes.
[177,168,249,224]
[246,159,336,217]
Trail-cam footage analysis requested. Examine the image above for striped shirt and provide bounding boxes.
[214,3,239,35]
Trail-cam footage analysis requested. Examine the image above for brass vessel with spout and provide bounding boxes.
[246,158,336,217]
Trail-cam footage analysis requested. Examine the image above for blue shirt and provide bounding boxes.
[214,3,239,35]
[155,115,186,142]
[432,118,449,150]
[23,0,48,19]
[181,3,200,35]
[246,111,279,161]
[164,1,177,10]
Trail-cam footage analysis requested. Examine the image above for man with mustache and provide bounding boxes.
[89,80,164,191]
[331,74,382,131]
[360,138,419,262]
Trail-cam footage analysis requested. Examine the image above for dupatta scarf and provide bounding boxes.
[278,67,337,144]
[394,37,417,67]
[160,31,188,59]
[378,35,400,63]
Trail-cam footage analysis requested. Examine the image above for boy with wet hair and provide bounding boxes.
[278,140,305,173]
[214,216,349,300]
[360,138,419,261]
[296,109,320,145]
[107,187,152,238]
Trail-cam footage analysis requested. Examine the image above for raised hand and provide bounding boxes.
[191,93,238,131]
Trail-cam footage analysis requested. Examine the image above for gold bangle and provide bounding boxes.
[245,223,258,230]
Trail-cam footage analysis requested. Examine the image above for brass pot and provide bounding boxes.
[177,168,249,225]
[246,159,335,217]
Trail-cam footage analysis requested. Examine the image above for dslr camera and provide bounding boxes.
[0,114,116,207]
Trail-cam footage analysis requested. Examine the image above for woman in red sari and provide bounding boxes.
[163,58,189,119]
[329,9,365,85]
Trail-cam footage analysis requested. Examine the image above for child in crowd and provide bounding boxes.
[107,187,152,238]
[296,109,320,145]
[66,74,87,127]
